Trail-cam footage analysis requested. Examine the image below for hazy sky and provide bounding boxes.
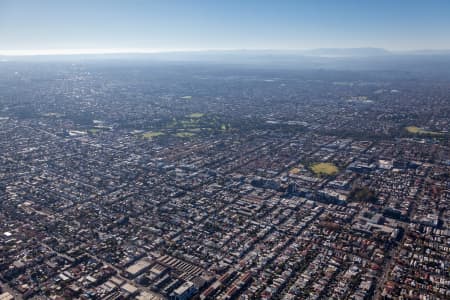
[1,0,450,54]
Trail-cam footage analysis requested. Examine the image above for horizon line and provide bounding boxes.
[0,48,230,57]
[1,47,450,57]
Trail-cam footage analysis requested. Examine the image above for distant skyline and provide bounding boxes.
[1,0,450,55]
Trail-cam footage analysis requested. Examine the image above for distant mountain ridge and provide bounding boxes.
[3,47,450,59]
[302,47,391,57]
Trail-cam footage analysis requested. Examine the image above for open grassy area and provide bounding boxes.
[89,127,111,134]
[180,119,195,126]
[311,162,339,176]
[162,115,231,136]
[175,132,196,138]
[220,123,232,131]
[405,126,442,136]
[88,128,100,134]
[188,113,204,118]
[142,131,165,139]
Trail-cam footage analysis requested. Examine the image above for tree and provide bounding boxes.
[349,186,378,203]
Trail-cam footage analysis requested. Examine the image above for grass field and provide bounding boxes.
[188,113,204,118]
[405,126,442,136]
[311,162,339,176]
[175,132,196,138]
[142,131,165,139]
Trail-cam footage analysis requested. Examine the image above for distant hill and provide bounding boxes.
[2,48,450,77]
[302,47,391,57]
[5,47,450,60]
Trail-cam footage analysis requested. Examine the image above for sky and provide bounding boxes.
[1,0,450,55]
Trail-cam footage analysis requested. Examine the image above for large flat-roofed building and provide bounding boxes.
[170,281,197,300]
[125,259,152,278]
[0,293,14,300]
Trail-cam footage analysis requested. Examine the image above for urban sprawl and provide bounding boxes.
[0,62,449,300]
